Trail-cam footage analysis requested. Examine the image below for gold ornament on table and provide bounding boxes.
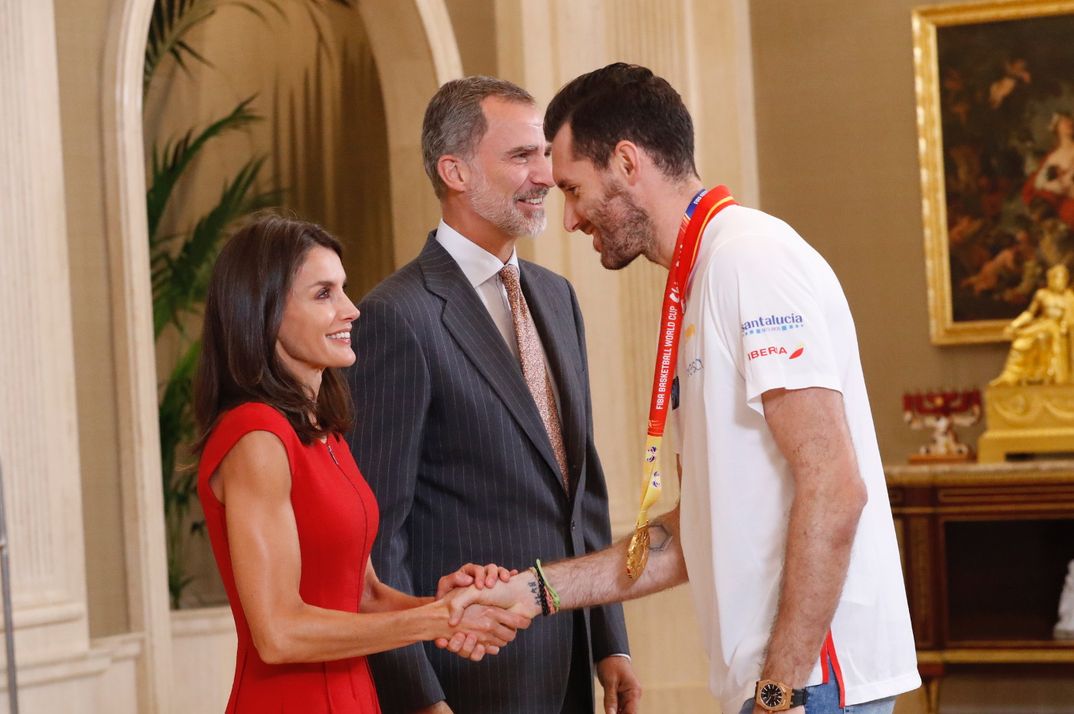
[980,264,1074,461]
[991,264,1074,387]
[903,389,981,463]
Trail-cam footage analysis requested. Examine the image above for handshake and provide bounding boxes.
[429,562,547,662]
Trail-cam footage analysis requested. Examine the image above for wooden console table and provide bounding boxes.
[886,461,1074,713]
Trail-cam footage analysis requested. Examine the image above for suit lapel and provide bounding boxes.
[521,263,586,497]
[418,236,565,489]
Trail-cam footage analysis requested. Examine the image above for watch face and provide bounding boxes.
[760,682,785,708]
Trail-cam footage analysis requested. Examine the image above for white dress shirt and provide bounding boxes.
[435,220,562,415]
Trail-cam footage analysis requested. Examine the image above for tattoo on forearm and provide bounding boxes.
[647,522,673,552]
[528,577,542,611]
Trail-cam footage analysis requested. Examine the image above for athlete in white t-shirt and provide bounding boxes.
[672,205,919,712]
[442,63,920,714]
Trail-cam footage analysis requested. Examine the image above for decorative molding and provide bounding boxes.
[357,0,461,266]
[0,634,143,714]
[3,634,141,689]
[988,386,1074,425]
[414,0,464,84]
[169,606,233,637]
[8,599,86,628]
[907,517,934,646]
[102,0,176,709]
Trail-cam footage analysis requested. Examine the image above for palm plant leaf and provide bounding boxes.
[146,96,261,242]
[144,0,287,93]
[144,0,357,94]
[145,0,217,93]
[153,156,281,337]
[158,339,200,492]
[158,337,201,607]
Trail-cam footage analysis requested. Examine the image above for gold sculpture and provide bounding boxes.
[980,263,1074,461]
[991,264,1074,386]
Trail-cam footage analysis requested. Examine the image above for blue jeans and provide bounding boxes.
[737,663,896,714]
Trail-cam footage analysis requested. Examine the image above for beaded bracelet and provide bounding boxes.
[533,559,561,614]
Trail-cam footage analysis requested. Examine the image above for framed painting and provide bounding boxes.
[914,0,1074,344]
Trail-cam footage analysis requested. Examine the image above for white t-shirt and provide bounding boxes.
[671,204,920,713]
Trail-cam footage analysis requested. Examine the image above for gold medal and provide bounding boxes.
[626,522,650,579]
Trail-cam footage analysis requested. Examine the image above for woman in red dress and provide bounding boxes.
[193,216,529,713]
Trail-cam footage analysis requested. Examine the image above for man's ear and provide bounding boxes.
[437,155,470,193]
[610,140,642,186]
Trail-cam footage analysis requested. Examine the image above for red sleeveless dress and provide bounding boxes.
[198,402,382,713]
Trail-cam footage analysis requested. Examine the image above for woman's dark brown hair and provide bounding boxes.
[193,214,353,450]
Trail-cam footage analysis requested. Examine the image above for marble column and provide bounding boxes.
[0,0,91,668]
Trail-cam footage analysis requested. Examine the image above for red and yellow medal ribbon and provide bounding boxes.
[626,186,736,579]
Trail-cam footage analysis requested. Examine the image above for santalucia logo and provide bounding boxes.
[741,312,804,336]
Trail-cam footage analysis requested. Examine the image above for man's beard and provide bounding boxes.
[590,181,657,270]
[469,171,547,238]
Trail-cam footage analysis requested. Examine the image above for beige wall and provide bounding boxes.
[750,0,1005,465]
[446,0,498,76]
[55,0,132,638]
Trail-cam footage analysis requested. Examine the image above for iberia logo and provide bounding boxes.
[747,344,805,361]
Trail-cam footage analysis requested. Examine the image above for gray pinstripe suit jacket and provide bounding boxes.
[346,234,629,714]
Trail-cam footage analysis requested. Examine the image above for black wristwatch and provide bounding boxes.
[754,679,807,711]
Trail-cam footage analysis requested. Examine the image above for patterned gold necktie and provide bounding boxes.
[499,265,570,490]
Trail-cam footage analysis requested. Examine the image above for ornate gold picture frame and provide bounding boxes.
[914,0,1074,344]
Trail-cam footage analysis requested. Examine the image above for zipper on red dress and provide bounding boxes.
[324,438,369,616]
[326,441,341,467]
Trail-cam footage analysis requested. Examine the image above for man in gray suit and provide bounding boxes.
[346,77,639,714]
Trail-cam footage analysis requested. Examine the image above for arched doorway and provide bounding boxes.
[99,1,461,708]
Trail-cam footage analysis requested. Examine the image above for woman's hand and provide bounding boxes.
[443,572,543,626]
[436,563,516,599]
[433,589,532,661]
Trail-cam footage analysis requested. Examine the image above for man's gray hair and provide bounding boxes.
[422,76,535,198]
